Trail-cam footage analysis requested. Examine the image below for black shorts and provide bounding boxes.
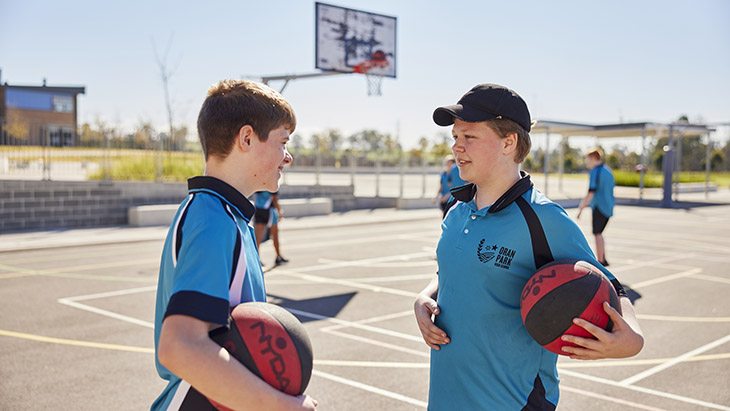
[254,207,270,225]
[592,208,610,234]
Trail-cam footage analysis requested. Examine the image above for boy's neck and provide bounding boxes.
[204,157,256,198]
[474,167,521,210]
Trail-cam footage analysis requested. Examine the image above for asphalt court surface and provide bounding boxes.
[1,202,730,410]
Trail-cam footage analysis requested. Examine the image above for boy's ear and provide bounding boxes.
[237,125,256,153]
[502,132,518,156]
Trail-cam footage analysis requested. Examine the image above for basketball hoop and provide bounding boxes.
[365,72,384,96]
[354,56,389,97]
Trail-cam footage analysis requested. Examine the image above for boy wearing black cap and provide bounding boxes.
[414,84,643,410]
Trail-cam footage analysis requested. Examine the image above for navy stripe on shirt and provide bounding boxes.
[164,290,229,326]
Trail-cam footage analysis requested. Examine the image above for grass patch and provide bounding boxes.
[89,152,203,182]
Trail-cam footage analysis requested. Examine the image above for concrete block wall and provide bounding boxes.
[278,184,356,212]
[0,180,188,232]
[0,180,358,232]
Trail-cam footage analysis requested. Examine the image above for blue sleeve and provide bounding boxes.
[166,210,236,325]
[538,202,616,281]
[588,168,598,192]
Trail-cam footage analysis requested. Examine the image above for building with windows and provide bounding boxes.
[0,70,85,147]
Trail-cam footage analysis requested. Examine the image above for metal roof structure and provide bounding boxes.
[529,120,717,207]
[532,120,715,139]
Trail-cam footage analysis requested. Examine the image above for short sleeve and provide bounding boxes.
[164,210,237,325]
[538,202,616,281]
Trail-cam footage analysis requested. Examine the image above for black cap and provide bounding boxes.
[433,83,532,132]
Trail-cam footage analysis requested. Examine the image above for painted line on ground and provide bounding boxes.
[560,385,668,411]
[316,257,436,269]
[0,329,153,353]
[312,369,427,409]
[287,307,422,343]
[558,352,730,368]
[314,360,429,368]
[637,314,730,323]
[282,230,437,251]
[560,369,730,411]
[274,268,420,298]
[619,332,730,386]
[628,268,702,289]
[0,263,156,283]
[57,285,157,329]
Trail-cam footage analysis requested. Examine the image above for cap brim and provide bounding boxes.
[433,104,498,126]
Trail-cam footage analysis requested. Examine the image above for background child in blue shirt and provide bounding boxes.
[577,147,616,266]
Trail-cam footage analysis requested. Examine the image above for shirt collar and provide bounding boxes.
[187,176,256,220]
[450,171,534,214]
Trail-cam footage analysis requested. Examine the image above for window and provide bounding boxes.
[52,95,74,113]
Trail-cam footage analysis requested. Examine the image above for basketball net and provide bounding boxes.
[354,59,389,96]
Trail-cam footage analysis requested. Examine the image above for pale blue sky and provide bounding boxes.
[2,0,729,150]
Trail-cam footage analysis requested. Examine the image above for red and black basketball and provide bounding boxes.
[520,259,621,355]
[207,302,313,407]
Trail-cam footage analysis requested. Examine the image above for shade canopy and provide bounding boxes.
[532,120,714,139]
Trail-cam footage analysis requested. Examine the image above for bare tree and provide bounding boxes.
[152,34,181,180]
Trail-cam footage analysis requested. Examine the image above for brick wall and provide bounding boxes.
[0,180,187,232]
[0,180,356,232]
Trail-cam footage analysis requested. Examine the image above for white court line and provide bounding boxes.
[560,369,730,411]
[293,251,434,273]
[628,268,702,289]
[560,385,668,411]
[274,268,420,298]
[282,231,437,251]
[61,285,158,301]
[287,308,422,343]
[315,359,429,368]
[637,314,730,323]
[609,228,730,253]
[57,286,156,329]
[286,307,428,358]
[619,332,730,386]
[266,272,434,285]
[312,369,427,409]
[324,329,429,358]
[58,299,154,329]
[692,273,730,285]
[317,257,436,268]
[320,310,413,332]
[609,253,696,274]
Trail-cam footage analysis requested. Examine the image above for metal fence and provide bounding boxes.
[0,121,445,199]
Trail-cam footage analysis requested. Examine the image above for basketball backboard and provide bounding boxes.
[315,2,397,79]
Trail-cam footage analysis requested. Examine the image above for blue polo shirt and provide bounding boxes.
[253,190,273,209]
[152,176,266,411]
[439,171,451,197]
[430,172,619,410]
[449,164,467,188]
[589,164,615,218]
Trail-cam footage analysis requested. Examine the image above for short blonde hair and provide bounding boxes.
[197,80,296,160]
[485,118,532,163]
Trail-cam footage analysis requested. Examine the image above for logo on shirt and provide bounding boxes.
[477,239,497,263]
[477,239,516,270]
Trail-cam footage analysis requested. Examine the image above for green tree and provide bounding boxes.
[430,133,453,163]
[710,148,725,171]
[79,122,104,147]
[133,121,156,150]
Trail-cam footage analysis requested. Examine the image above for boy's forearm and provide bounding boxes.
[578,192,594,210]
[159,316,298,410]
[420,274,439,300]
